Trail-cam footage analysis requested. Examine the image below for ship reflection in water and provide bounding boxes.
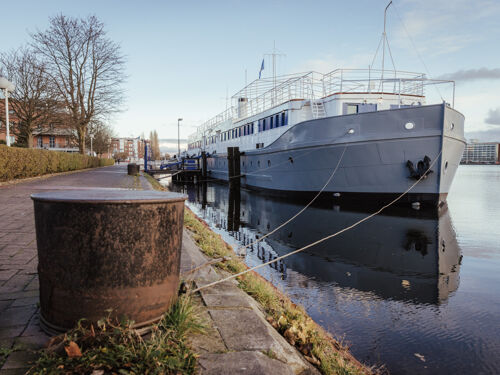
[173,181,466,374]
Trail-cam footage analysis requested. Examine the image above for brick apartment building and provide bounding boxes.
[0,100,78,152]
[110,137,147,160]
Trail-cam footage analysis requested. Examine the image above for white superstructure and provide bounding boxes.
[187,68,454,155]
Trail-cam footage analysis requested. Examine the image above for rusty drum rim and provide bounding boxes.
[31,189,188,204]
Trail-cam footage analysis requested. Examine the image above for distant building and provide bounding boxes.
[33,124,78,152]
[461,142,500,164]
[0,100,78,152]
[110,137,147,159]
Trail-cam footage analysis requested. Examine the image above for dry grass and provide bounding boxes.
[27,295,204,375]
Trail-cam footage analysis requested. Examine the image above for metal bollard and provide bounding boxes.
[127,163,139,175]
[31,189,187,334]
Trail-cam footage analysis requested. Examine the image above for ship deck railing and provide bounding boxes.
[189,68,455,141]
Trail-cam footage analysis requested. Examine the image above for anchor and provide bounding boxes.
[406,155,433,180]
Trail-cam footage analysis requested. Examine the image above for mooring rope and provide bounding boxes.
[190,149,442,294]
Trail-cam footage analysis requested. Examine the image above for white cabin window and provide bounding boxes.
[346,104,358,115]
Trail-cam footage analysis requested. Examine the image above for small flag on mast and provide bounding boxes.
[259,59,264,79]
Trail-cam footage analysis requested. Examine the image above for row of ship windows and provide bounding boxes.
[188,111,289,149]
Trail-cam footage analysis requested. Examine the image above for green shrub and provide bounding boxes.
[0,145,115,181]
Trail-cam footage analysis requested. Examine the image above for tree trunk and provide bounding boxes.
[78,127,86,154]
[27,133,33,148]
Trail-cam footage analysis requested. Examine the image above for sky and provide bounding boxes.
[1,0,500,152]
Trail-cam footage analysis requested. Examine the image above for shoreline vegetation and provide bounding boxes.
[0,145,114,182]
[27,296,204,374]
[147,173,375,375]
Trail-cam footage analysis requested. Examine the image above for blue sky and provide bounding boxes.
[2,0,500,148]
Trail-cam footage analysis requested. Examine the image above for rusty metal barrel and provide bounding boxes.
[31,189,187,334]
[127,163,139,175]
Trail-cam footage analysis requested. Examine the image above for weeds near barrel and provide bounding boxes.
[27,294,204,374]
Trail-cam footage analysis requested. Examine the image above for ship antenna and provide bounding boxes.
[264,41,286,105]
[381,1,393,85]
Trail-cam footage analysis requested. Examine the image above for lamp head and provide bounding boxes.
[0,77,15,92]
[178,118,183,122]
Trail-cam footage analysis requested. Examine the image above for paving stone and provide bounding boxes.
[198,351,294,375]
[1,350,38,370]
[0,291,38,302]
[20,315,44,338]
[196,279,240,295]
[14,334,49,350]
[0,368,32,375]
[10,298,38,309]
[201,292,253,308]
[0,307,36,328]
[0,327,25,340]
[0,272,17,282]
[0,337,16,349]
[2,276,34,292]
[23,279,38,292]
[208,309,275,352]
[0,301,12,313]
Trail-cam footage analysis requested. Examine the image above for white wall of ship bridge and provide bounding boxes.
[186,93,425,156]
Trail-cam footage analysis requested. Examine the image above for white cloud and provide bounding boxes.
[293,52,374,73]
[438,68,500,82]
[393,0,500,56]
[485,108,500,126]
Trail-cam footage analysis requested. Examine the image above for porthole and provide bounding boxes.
[405,122,415,130]
[258,160,260,167]
[450,123,455,130]
[348,128,355,134]
[444,161,449,173]
[289,156,294,164]
[268,160,271,167]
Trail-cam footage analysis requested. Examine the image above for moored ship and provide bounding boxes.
[186,67,465,206]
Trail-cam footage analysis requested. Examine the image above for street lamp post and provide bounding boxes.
[177,118,183,158]
[0,77,16,147]
[89,134,94,156]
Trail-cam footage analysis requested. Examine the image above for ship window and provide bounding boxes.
[251,123,254,133]
[347,104,358,114]
[281,112,286,126]
[268,160,271,167]
[275,114,280,127]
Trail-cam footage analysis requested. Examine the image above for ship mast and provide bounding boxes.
[381,1,392,83]
[264,41,285,105]
[370,1,397,92]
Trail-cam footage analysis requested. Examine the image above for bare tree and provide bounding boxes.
[0,48,61,147]
[32,15,125,154]
[86,119,114,156]
[148,130,161,160]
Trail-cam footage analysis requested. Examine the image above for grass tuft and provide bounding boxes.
[27,294,203,375]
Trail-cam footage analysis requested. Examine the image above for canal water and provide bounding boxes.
[166,165,500,375]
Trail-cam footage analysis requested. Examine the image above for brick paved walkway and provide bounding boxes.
[0,165,151,373]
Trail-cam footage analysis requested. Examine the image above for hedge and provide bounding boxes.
[0,145,115,181]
